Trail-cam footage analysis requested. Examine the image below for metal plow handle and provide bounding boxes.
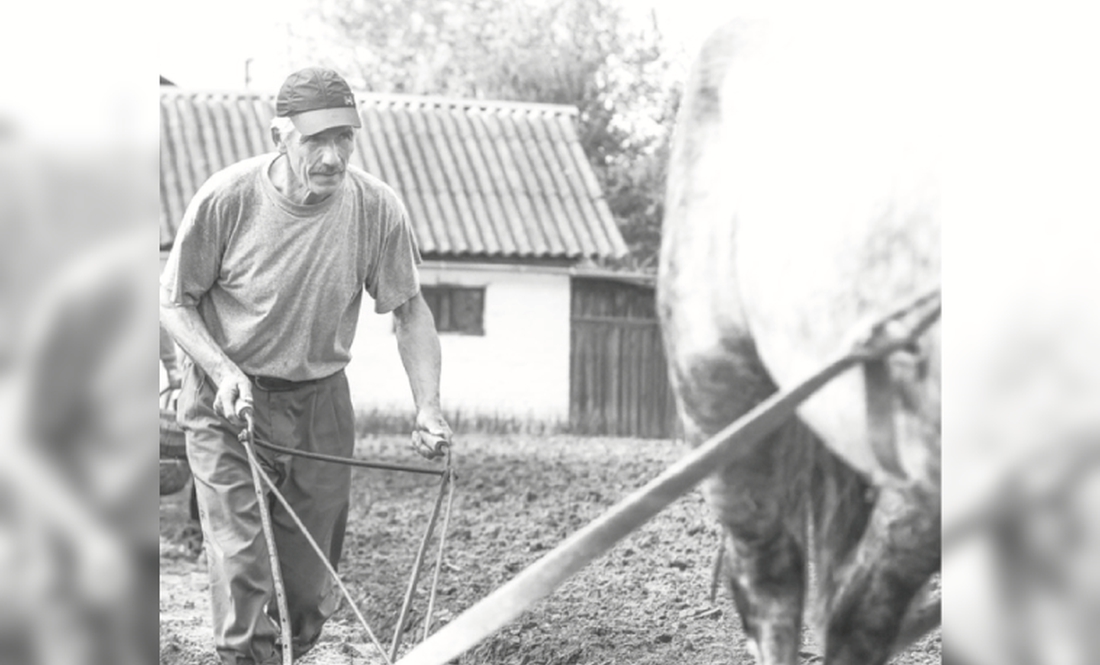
[395,353,858,665]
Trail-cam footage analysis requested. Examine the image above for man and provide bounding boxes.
[160,67,452,665]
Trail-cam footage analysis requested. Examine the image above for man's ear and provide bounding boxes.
[271,127,285,152]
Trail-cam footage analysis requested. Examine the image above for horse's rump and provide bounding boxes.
[707,7,942,487]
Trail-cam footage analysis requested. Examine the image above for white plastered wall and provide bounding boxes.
[345,262,572,424]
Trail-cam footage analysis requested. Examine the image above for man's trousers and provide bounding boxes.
[178,361,355,665]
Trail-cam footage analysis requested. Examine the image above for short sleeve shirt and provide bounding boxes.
[160,154,421,381]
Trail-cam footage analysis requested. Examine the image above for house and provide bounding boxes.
[162,87,685,434]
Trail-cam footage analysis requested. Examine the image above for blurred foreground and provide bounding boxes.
[940,3,1100,664]
[0,3,158,664]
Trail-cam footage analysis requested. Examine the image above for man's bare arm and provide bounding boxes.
[392,292,452,458]
[159,301,252,423]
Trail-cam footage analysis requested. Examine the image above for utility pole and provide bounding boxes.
[245,57,253,88]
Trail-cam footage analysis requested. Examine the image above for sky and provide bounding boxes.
[160,0,738,91]
[161,0,302,90]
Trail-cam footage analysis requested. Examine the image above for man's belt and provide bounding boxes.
[247,373,325,392]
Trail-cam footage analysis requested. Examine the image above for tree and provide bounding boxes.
[298,0,681,269]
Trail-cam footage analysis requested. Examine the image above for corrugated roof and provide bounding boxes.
[160,88,627,260]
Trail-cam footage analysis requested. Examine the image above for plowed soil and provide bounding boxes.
[160,434,941,665]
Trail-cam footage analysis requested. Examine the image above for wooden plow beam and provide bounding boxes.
[396,290,941,665]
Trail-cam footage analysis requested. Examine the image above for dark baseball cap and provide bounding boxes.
[276,67,362,136]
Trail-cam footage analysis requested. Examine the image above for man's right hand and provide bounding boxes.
[214,372,253,425]
[162,303,255,425]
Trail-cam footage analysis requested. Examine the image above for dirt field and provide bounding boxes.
[160,434,941,665]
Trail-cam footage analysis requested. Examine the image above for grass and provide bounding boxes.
[352,407,679,439]
[354,407,577,438]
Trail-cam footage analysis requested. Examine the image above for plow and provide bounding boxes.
[236,409,457,665]
[160,392,457,665]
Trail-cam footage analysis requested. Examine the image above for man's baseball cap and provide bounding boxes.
[276,67,362,136]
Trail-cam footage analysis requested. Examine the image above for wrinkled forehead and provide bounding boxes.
[275,122,357,147]
[291,125,357,144]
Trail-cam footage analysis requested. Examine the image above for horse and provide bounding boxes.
[658,10,942,665]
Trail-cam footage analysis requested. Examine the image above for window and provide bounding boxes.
[420,285,485,335]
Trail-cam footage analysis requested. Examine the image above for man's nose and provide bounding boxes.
[318,142,342,167]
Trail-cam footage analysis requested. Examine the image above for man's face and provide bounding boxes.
[278,125,355,201]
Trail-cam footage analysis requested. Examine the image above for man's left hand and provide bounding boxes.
[412,409,452,460]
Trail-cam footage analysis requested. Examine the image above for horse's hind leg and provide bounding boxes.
[824,483,940,665]
[707,434,808,665]
[673,341,808,665]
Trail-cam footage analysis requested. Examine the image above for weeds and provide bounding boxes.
[353,407,679,439]
[353,407,573,438]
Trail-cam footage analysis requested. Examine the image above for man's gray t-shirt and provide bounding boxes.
[160,153,421,381]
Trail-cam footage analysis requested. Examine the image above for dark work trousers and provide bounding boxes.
[178,360,355,665]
